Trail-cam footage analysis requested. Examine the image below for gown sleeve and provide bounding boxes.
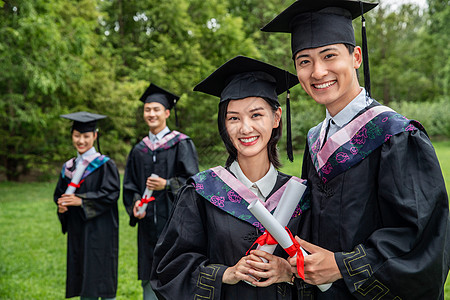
[166,139,199,195]
[77,159,120,220]
[334,130,450,299]
[54,173,69,234]
[150,184,228,300]
[123,147,143,226]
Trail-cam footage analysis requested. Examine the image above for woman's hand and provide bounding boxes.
[246,250,293,287]
[57,203,68,213]
[222,254,263,285]
[57,194,82,212]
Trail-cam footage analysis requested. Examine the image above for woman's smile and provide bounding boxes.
[239,136,259,146]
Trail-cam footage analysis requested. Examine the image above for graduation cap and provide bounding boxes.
[60,111,106,133]
[194,55,299,161]
[60,111,107,152]
[261,0,378,97]
[140,83,181,126]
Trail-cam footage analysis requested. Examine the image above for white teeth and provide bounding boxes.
[314,81,336,89]
[240,137,258,143]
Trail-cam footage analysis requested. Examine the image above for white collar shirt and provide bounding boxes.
[229,161,277,202]
[76,147,97,167]
[149,126,170,143]
[324,88,373,141]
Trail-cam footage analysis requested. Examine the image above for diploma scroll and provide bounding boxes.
[65,160,89,194]
[248,199,332,292]
[138,173,159,215]
[258,180,307,262]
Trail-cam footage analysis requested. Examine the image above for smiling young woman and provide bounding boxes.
[150,56,311,300]
[54,111,120,300]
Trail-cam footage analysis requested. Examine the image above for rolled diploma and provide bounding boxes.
[137,173,159,215]
[64,161,88,194]
[258,180,307,260]
[248,199,332,292]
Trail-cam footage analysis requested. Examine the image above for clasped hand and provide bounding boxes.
[57,194,82,213]
[222,250,293,287]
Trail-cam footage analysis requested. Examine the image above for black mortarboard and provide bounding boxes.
[262,0,378,97]
[194,56,298,103]
[60,111,106,133]
[194,55,299,161]
[61,111,107,152]
[140,83,180,126]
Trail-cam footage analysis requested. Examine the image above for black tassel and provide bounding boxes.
[286,89,294,162]
[174,100,179,127]
[360,1,371,98]
[96,129,101,153]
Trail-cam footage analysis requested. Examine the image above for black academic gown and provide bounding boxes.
[150,170,311,300]
[54,157,120,299]
[300,103,450,299]
[123,133,199,280]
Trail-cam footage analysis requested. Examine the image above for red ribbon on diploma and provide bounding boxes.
[68,179,85,189]
[284,227,305,280]
[138,196,155,206]
[244,227,305,280]
[246,231,277,255]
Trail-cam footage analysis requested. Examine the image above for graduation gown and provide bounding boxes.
[300,102,450,299]
[54,155,120,298]
[123,130,199,280]
[150,167,311,300]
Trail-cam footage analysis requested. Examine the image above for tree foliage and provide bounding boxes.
[0,0,448,181]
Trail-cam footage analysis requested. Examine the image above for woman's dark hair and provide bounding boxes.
[217,98,282,169]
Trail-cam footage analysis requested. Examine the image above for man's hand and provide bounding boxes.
[133,200,146,219]
[288,236,342,285]
[146,176,167,191]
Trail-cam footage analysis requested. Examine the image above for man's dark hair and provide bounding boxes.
[345,43,355,54]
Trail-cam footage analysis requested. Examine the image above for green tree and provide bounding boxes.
[427,0,450,98]
[0,0,101,180]
[98,0,260,166]
[361,1,436,105]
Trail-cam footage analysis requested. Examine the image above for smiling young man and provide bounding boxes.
[122,83,199,300]
[262,0,450,299]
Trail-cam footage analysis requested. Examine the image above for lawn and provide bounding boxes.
[0,140,449,299]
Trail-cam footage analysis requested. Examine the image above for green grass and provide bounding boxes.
[0,180,141,299]
[0,141,449,299]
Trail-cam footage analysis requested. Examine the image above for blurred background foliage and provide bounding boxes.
[0,0,449,181]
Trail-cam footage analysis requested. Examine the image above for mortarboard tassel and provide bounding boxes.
[286,88,294,162]
[360,1,371,98]
[174,100,179,127]
[96,129,102,153]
